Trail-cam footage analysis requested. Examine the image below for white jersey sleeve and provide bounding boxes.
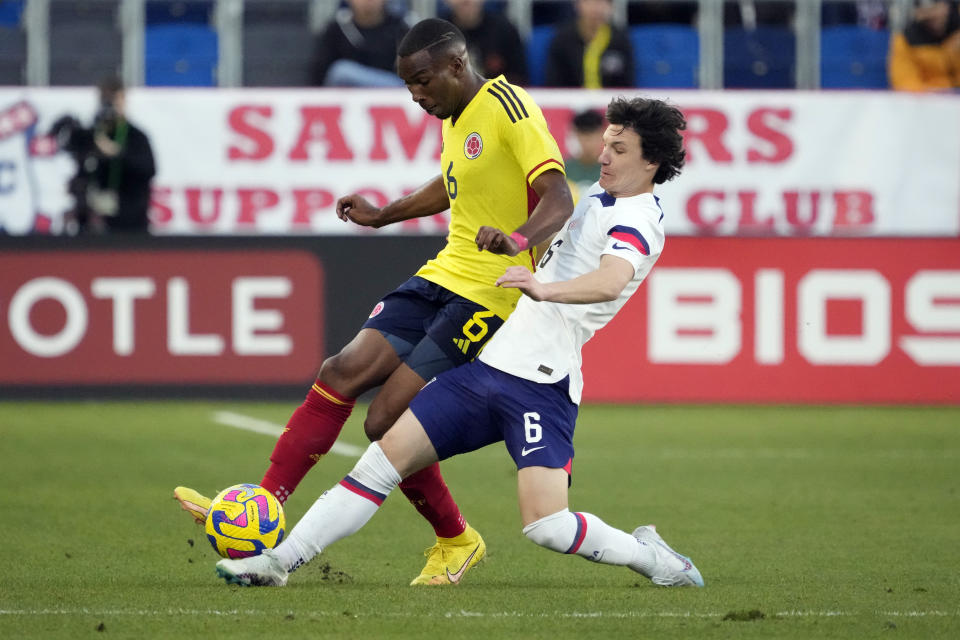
[478,182,665,404]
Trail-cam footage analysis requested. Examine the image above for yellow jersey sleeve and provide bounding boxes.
[416,76,565,319]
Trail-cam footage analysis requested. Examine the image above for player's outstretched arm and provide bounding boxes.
[515,169,574,246]
[337,175,448,229]
[475,169,572,256]
[496,255,635,303]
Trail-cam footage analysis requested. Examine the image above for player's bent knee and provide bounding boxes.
[317,353,349,385]
[363,406,396,441]
[522,509,576,554]
[362,416,389,442]
[363,401,408,442]
[318,352,370,395]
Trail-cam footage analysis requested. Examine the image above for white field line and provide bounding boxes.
[0,608,956,619]
[211,411,363,458]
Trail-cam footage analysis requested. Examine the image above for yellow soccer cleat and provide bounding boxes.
[174,486,212,525]
[410,524,486,586]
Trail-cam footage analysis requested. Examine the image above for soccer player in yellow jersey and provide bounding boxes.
[175,18,574,585]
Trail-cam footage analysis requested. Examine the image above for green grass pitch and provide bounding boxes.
[1,401,958,639]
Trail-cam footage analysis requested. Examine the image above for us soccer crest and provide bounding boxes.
[463,132,482,159]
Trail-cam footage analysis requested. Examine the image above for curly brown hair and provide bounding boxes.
[605,97,686,184]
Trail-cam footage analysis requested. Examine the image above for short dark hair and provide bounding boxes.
[606,97,686,184]
[397,18,466,58]
[572,109,604,133]
[97,75,124,106]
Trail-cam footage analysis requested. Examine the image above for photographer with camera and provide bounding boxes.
[52,76,156,234]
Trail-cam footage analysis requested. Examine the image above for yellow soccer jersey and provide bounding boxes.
[415,75,564,320]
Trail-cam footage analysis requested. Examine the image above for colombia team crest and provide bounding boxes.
[463,132,483,159]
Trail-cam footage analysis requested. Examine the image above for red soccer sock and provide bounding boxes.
[398,463,466,539]
[261,380,355,504]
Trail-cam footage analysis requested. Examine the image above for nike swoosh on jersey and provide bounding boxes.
[611,242,635,251]
[521,445,547,456]
[609,225,651,255]
[444,543,482,585]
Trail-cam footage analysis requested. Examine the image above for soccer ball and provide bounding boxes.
[205,483,285,559]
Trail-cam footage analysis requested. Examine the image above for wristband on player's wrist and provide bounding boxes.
[509,232,529,251]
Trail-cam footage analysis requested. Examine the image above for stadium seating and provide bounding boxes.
[820,25,890,89]
[526,24,555,87]
[145,23,218,86]
[242,0,315,87]
[630,24,699,88]
[724,25,795,88]
[0,0,23,26]
[4,0,901,91]
[48,0,123,86]
[0,25,26,85]
[145,0,212,25]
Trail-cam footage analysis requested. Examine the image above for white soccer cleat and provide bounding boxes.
[631,525,704,587]
[215,549,288,587]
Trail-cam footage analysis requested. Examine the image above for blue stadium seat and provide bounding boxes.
[820,25,890,89]
[527,24,555,87]
[145,23,217,86]
[724,26,795,88]
[630,24,699,88]
[0,0,23,26]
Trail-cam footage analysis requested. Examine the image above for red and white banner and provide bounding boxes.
[0,250,323,384]
[2,239,957,402]
[583,237,960,404]
[1,87,958,236]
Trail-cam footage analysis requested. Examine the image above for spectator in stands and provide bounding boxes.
[54,76,156,234]
[889,0,960,91]
[312,0,414,87]
[444,0,528,85]
[545,0,634,88]
[564,108,605,203]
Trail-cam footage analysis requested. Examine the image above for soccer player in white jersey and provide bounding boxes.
[215,96,703,589]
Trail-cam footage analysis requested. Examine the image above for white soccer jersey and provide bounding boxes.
[478,182,665,404]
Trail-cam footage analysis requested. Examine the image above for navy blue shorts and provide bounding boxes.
[409,360,579,472]
[362,277,505,381]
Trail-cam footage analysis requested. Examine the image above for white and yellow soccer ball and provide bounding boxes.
[205,483,285,559]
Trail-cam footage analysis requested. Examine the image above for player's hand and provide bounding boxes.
[336,194,382,227]
[476,225,521,256]
[495,265,547,301]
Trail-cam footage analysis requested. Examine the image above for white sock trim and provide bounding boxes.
[348,442,402,497]
[524,509,647,567]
